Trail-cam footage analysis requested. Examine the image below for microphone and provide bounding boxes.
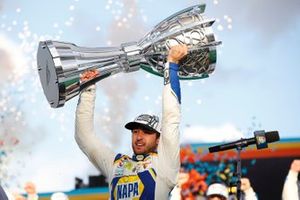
[208,130,280,153]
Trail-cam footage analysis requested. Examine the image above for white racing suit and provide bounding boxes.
[75,62,181,199]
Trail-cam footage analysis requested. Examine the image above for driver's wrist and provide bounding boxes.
[167,55,179,63]
[167,59,178,64]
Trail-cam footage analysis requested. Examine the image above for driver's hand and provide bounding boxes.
[80,69,99,82]
[167,44,188,64]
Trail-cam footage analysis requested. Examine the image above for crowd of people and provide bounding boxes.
[168,159,300,200]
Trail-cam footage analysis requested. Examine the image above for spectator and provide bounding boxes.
[240,178,258,200]
[207,179,257,200]
[282,159,300,200]
[170,172,190,200]
[206,183,228,200]
[24,182,38,200]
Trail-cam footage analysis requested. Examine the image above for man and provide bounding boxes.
[169,171,190,200]
[24,182,39,200]
[206,183,228,200]
[239,178,257,200]
[206,179,257,200]
[75,45,187,199]
[282,159,300,200]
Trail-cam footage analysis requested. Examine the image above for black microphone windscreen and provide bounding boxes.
[208,146,219,153]
[265,131,280,143]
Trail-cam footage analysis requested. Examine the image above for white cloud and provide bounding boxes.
[0,34,27,82]
[181,123,244,144]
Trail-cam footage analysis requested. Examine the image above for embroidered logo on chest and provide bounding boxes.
[114,175,144,199]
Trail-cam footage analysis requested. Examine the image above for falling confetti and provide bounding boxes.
[0,2,81,188]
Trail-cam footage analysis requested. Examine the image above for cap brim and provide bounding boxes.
[125,122,160,135]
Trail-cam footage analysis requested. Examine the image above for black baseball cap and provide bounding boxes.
[125,114,161,135]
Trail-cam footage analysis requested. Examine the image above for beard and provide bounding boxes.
[132,142,157,155]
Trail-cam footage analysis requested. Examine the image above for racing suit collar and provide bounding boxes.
[132,152,157,161]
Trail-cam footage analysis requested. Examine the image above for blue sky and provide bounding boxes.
[0,0,299,193]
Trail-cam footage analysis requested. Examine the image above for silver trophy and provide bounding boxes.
[37,4,221,108]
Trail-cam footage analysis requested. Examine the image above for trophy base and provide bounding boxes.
[37,41,61,108]
[37,41,80,108]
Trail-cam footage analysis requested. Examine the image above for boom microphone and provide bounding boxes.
[208,130,280,153]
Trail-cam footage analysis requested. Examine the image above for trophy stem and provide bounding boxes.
[37,41,141,108]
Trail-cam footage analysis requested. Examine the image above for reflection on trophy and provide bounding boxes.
[37,4,221,108]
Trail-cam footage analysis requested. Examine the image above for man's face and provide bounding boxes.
[131,128,159,155]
